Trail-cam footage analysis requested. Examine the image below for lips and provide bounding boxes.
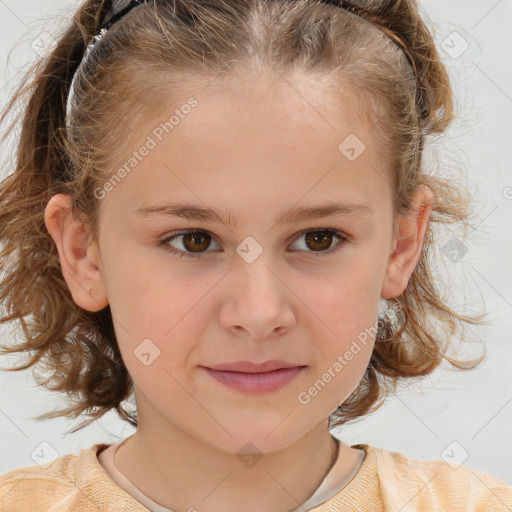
[201,360,306,394]
[206,360,302,373]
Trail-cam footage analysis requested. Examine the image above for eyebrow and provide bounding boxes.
[131,201,374,227]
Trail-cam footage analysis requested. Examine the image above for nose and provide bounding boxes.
[219,254,295,340]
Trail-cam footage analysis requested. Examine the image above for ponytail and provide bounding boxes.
[0,0,136,431]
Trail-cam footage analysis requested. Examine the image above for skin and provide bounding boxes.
[45,69,434,512]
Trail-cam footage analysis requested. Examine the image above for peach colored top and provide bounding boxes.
[0,442,511,511]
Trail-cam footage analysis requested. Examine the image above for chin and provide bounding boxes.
[199,411,313,455]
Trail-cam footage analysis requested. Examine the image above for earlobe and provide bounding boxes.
[381,185,434,300]
[44,194,108,312]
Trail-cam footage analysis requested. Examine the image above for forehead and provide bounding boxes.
[125,68,380,149]
[104,71,392,220]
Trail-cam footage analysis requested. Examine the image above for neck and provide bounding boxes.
[114,401,340,512]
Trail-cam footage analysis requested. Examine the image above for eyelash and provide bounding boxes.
[158,228,349,260]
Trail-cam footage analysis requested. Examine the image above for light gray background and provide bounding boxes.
[0,0,511,486]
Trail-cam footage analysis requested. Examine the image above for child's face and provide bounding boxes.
[49,72,431,453]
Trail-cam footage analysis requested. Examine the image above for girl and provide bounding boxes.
[0,0,510,510]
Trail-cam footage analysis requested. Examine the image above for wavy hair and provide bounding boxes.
[0,0,485,431]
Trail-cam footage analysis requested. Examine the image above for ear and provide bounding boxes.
[381,185,434,300]
[44,194,108,312]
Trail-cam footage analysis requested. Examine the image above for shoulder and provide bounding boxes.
[370,444,512,511]
[0,444,146,511]
[0,450,79,508]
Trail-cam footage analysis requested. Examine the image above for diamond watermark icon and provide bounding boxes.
[134,338,161,366]
[30,31,57,58]
[237,442,263,468]
[441,31,469,59]
[338,134,366,162]
[441,236,468,263]
[441,441,469,469]
[236,236,263,264]
[31,441,59,469]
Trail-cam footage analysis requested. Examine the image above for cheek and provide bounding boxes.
[297,265,381,344]
[295,260,380,396]
[102,253,207,379]
[104,242,202,334]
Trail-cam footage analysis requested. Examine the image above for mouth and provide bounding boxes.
[206,360,303,373]
[200,360,307,394]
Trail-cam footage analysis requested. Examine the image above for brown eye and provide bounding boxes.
[181,232,211,252]
[290,229,348,257]
[304,231,335,252]
[160,230,218,259]
[160,228,349,260]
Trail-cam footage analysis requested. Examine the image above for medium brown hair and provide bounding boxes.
[0,0,486,431]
